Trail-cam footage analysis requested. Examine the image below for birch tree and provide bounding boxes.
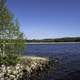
[0,0,25,57]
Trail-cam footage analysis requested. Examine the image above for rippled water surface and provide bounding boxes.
[24,43,80,79]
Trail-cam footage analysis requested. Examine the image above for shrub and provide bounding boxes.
[0,54,20,66]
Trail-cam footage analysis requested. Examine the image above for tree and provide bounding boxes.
[0,0,25,60]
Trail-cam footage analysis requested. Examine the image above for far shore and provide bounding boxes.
[26,42,80,44]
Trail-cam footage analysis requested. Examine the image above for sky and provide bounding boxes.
[7,0,80,39]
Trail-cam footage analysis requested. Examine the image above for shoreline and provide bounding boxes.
[26,42,80,44]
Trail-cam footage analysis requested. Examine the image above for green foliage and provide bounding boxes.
[0,54,20,66]
[0,0,25,65]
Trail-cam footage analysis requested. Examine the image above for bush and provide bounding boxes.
[0,54,20,66]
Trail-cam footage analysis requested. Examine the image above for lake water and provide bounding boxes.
[24,43,80,79]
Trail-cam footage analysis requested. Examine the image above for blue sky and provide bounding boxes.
[7,0,80,39]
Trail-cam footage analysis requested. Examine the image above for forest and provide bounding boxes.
[27,37,80,42]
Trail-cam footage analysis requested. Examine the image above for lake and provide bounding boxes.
[24,43,80,79]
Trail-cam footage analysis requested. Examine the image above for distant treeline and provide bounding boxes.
[27,37,80,42]
[0,37,80,43]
